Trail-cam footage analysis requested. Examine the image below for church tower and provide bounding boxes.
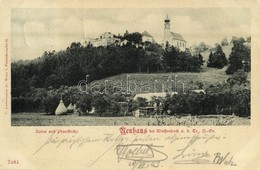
[163,15,171,44]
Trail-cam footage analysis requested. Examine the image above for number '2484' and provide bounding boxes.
[8,160,19,165]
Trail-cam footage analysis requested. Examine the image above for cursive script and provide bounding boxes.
[116,144,168,169]
[213,152,237,166]
[171,134,236,166]
[32,132,236,168]
[33,133,103,155]
[172,134,211,164]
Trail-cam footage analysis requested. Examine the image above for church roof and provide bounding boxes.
[170,32,186,42]
[142,31,153,37]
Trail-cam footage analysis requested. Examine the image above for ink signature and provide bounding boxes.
[213,152,237,166]
[172,135,236,166]
[116,144,168,169]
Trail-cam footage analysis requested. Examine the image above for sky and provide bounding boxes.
[11,8,251,61]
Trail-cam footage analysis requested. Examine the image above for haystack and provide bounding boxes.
[67,103,74,113]
[55,99,67,115]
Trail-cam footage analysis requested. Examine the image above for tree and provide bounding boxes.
[226,39,250,74]
[246,36,251,43]
[78,94,92,115]
[221,37,229,46]
[163,46,179,72]
[207,44,227,69]
[230,36,238,44]
[136,97,148,107]
[123,32,142,44]
[193,42,208,53]
[207,51,213,67]
[192,53,204,72]
[124,30,129,37]
[93,94,110,116]
[230,36,246,44]
[44,74,64,89]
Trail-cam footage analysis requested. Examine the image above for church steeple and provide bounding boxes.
[164,14,170,29]
[163,14,171,44]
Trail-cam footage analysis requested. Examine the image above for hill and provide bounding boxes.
[91,44,250,94]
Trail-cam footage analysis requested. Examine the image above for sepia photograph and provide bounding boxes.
[1,1,260,169]
[11,8,251,126]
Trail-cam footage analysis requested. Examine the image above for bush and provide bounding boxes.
[227,69,248,85]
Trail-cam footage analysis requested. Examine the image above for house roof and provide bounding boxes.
[170,32,186,42]
[142,31,153,37]
[191,90,206,94]
[133,92,177,102]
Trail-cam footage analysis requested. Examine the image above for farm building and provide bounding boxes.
[133,92,178,117]
[133,92,178,102]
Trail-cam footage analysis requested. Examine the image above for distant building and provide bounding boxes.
[142,31,155,43]
[120,39,129,46]
[85,32,121,47]
[191,89,206,94]
[162,15,187,51]
[133,92,178,117]
[133,92,178,102]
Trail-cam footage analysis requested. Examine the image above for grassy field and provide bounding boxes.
[11,112,250,126]
[92,67,234,94]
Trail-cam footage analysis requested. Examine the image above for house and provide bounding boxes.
[191,89,206,94]
[120,39,129,46]
[162,15,187,51]
[142,31,155,43]
[133,92,177,117]
[85,32,121,47]
[133,92,177,102]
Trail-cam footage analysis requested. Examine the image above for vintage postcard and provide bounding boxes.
[0,0,260,169]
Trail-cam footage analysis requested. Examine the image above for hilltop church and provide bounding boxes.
[162,15,187,51]
[84,15,186,51]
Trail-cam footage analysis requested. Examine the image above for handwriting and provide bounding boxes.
[116,144,168,169]
[213,152,237,166]
[33,134,102,155]
[172,134,211,164]
[87,134,129,167]
[171,134,236,166]
[165,133,222,144]
[32,133,236,168]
